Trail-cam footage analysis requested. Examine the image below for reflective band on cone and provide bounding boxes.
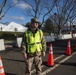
[49,50,53,54]
[0,68,4,74]
[49,46,53,50]
[0,60,3,67]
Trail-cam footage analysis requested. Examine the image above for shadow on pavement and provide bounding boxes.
[60,62,76,66]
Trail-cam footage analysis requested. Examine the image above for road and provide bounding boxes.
[0,39,76,75]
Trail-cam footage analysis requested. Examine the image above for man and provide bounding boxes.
[21,18,46,75]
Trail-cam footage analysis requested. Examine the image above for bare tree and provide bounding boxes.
[22,0,58,26]
[0,0,18,20]
[50,0,76,34]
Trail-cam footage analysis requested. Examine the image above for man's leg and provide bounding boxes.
[34,56,42,75]
[25,57,34,75]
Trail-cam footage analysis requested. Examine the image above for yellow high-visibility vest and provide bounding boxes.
[25,29,43,53]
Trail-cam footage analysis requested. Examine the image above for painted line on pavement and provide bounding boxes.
[42,52,76,75]
[31,54,65,74]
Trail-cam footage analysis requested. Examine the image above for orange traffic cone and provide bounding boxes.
[0,56,5,75]
[66,40,71,55]
[47,44,54,66]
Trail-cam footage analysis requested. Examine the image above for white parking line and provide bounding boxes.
[42,52,76,75]
[31,54,65,74]
[54,55,64,61]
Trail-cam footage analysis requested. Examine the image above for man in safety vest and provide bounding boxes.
[21,18,46,75]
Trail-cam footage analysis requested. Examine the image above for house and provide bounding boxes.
[2,22,27,32]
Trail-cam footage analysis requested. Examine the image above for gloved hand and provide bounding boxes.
[42,51,45,57]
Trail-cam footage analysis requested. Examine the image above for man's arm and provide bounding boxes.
[21,33,28,59]
[41,35,46,57]
[21,33,26,53]
[41,36,46,52]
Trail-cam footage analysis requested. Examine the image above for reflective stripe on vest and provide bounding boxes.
[25,29,43,53]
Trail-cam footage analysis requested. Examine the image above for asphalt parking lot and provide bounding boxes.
[0,38,76,75]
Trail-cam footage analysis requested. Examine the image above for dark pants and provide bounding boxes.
[25,55,42,75]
